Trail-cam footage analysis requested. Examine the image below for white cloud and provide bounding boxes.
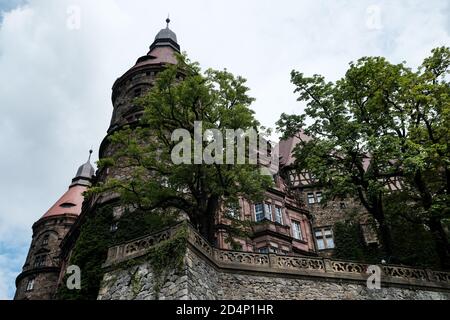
[0,0,448,299]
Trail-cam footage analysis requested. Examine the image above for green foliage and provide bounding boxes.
[56,204,178,300]
[277,47,450,268]
[91,54,273,242]
[333,222,373,262]
[56,205,112,300]
[388,216,440,268]
[115,225,188,298]
[333,219,439,268]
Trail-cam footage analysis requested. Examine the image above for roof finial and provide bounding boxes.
[88,149,93,162]
[166,14,170,28]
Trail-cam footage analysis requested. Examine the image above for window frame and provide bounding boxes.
[314,227,335,250]
[315,192,323,203]
[26,278,35,292]
[274,206,283,224]
[264,202,273,221]
[254,203,265,222]
[291,220,303,241]
[254,202,275,222]
[307,192,315,204]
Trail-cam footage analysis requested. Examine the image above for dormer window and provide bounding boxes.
[60,202,76,208]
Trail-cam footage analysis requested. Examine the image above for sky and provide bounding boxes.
[0,0,449,300]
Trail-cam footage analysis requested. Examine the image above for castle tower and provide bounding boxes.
[106,18,179,135]
[14,153,95,300]
[52,20,182,295]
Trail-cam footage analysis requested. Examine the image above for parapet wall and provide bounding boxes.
[98,223,450,300]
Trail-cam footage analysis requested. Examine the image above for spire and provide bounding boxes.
[70,150,95,187]
[40,151,95,219]
[149,17,180,53]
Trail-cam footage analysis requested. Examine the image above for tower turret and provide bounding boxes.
[106,18,180,136]
[14,152,94,300]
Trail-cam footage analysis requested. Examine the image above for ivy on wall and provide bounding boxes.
[56,204,178,300]
[333,221,379,263]
[333,219,441,269]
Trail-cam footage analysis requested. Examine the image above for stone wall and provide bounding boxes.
[98,262,189,300]
[98,223,450,300]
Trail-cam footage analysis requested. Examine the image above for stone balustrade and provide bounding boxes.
[103,222,450,292]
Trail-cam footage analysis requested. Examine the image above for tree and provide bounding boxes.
[277,47,450,268]
[91,54,273,243]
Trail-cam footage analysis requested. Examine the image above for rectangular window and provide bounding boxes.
[324,228,335,248]
[26,278,35,291]
[275,206,283,224]
[292,221,303,240]
[316,192,323,203]
[315,231,325,250]
[255,202,273,222]
[307,193,315,204]
[315,227,335,250]
[264,203,272,220]
[42,235,49,246]
[254,203,264,222]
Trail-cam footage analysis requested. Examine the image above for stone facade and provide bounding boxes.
[98,262,189,300]
[15,214,78,300]
[98,223,450,300]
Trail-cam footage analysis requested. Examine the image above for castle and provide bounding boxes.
[14,20,450,300]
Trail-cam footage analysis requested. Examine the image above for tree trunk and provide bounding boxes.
[377,216,393,260]
[428,216,450,270]
[371,194,393,260]
[198,195,220,244]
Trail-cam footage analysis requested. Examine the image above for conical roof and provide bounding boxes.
[40,151,95,219]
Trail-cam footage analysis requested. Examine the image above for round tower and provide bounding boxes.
[14,154,95,300]
[87,19,182,217]
[100,18,180,164]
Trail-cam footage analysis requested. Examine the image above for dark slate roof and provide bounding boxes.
[149,18,180,52]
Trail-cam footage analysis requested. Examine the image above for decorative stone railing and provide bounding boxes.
[103,222,450,291]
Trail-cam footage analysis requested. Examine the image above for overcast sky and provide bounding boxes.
[0,0,448,299]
